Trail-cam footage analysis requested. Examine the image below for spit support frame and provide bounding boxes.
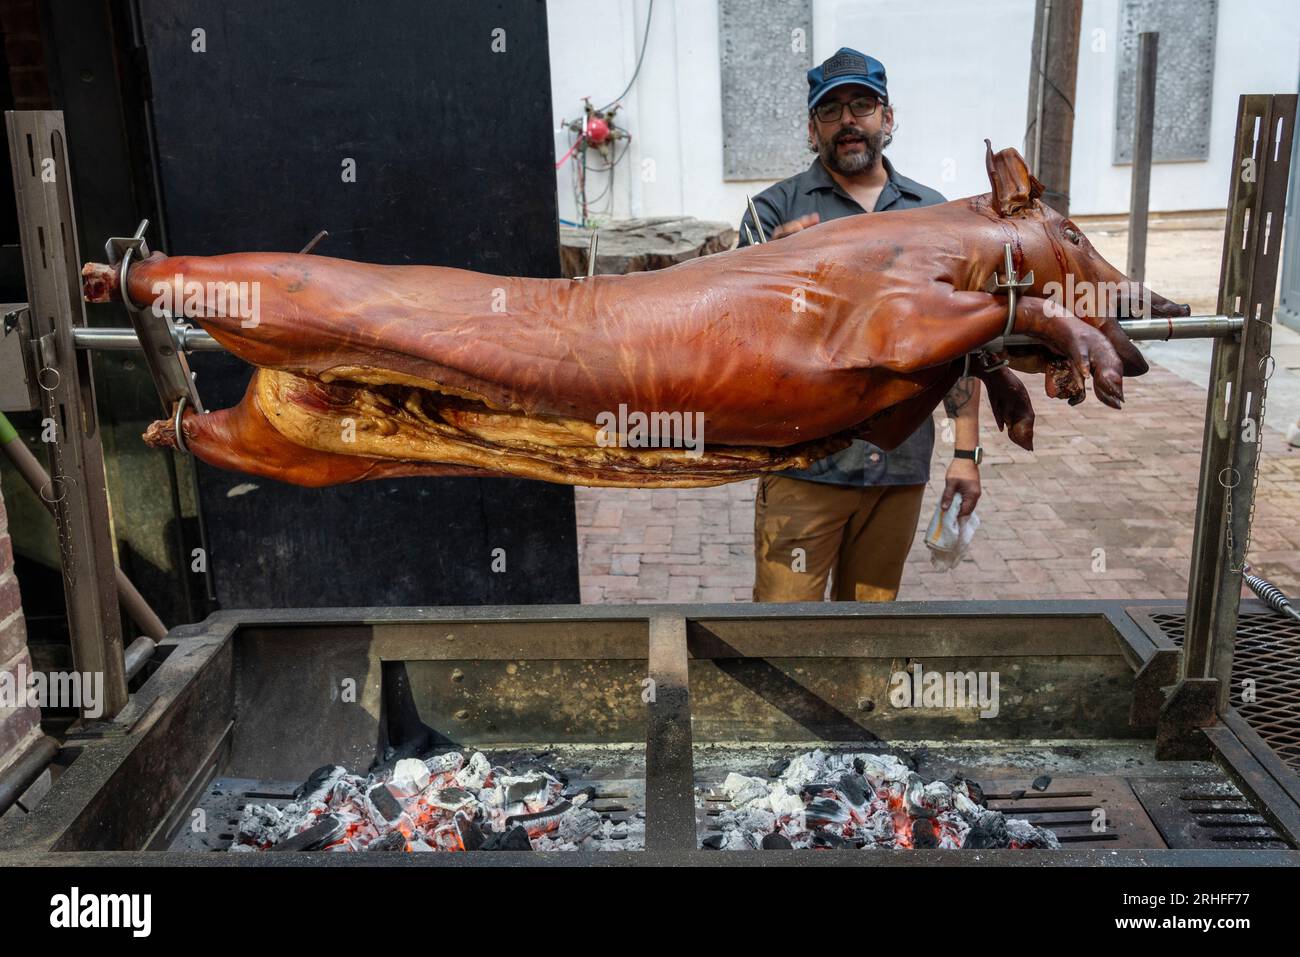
[0,95,1296,761]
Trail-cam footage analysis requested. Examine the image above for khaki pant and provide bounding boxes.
[753,475,926,602]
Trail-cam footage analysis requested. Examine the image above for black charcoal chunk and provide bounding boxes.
[272,814,344,852]
[963,812,1009,850]
[701,834,725,850]
[367,831,408,852]
[837,772,867,807]
[367,784,404,824]
[811,830,845,849]
[1032,775,1052,792]
[911,818,938,849]
[805,797,849,828]
[456,813,485,851]
[293,765,344,802]
[506,800,571,828]
[767,757,791,778]
[482,825,532,851]
[761,833,793,850]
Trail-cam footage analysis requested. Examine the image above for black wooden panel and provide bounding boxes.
[138,0,578,607]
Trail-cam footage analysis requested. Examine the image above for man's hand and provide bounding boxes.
[942,457,981,517]
[770,212,821,239]
[942,374,982,517]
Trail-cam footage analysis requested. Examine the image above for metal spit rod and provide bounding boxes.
[73,324,223,352]
[70,313,1246,354]
[1002,314,1244,346]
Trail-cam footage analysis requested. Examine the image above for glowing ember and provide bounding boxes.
[230,751,641,852]
[700,750,1059,851]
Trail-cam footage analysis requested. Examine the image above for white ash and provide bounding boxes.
[455,751,491,789]
[533,810,646,851]
[230,750,632,853]
[702,749,1059,851]
[389,757,431,795]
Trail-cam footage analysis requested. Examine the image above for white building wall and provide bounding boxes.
[547,0,1300,224]
[1072,0,1300,214]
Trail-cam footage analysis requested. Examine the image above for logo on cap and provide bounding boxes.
[822,50,868,79]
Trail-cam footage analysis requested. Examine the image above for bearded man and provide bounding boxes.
[739,47,984,602]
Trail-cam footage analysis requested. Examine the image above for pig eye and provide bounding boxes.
[1063,225,1082,245]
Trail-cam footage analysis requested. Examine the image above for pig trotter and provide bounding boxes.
[1014,296,1126,409]
[973,363,1035,451]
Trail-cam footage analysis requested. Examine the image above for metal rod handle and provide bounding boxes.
[73,314,1245,356]
[1000,314,1243,348]
[73,325,221,352]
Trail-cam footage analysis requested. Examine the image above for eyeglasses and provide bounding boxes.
[812,96,881,123]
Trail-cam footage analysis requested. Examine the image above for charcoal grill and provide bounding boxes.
[2,100,1299,866]
[1,601,1298,865]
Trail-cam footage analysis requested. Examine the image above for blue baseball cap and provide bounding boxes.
[807,47,888,110]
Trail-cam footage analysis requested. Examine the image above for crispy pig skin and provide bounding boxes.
[141,373,502,487]
[87,143,1187,488]
[106,245,958,447]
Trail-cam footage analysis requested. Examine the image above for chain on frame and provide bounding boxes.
[1228,337,1274,575]
[36,361,80,589]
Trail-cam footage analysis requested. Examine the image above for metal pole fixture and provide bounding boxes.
[1127,31,1159,284]
[5,110,128,720]
[1160,94,1298,757]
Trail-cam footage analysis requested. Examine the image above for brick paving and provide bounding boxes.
[576,363,1300,604]
[576,219,1300,605]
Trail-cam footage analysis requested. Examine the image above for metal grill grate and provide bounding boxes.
[1152,611,1300,772]
[1132,779,1289,850]
[167,775,640,851]
[699,775,1168,848]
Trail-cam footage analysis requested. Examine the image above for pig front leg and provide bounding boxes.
[866,284,1127,409]
[1012,295,1127,408]
[973,363,1036,450]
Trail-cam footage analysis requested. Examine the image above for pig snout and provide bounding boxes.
[1147,289,1191,318]
[1113,282,1190,320]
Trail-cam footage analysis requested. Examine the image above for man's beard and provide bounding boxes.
[817,126,885,175]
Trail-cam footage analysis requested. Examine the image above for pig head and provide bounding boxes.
[978,140,1190,405]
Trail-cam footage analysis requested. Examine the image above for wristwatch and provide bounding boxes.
[954,445,983,465]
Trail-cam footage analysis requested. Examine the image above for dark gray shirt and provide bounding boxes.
[738,155,947,487]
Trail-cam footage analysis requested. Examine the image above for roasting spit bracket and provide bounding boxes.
[974,242,1034,371]
[571,229,600,281]
[104,219,206,430]
[742,194,768,246]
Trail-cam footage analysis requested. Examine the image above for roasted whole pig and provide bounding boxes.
[82,143,1188,488]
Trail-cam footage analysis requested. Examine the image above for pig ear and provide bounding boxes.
[984,139,1045,216]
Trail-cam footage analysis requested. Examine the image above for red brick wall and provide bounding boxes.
[0,484,40,775]
[0,0,53,110]
[1,0,49,774]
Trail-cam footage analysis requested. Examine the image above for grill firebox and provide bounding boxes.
[2,602,1298,865]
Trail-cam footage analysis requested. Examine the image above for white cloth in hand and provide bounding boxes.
[924,492,981,571]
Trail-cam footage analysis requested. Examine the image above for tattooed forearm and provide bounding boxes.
[944,377,977,417]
